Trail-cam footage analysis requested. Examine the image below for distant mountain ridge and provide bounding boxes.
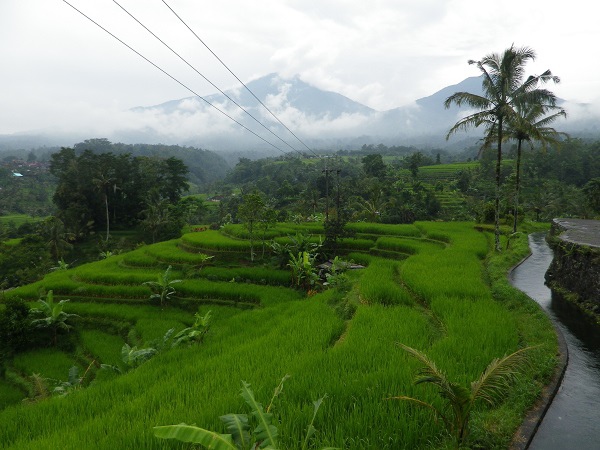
[2,73,597,154]
[130,73,490,151]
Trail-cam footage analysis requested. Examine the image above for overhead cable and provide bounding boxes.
[161,0,320,158]
[61,0,295,158]
[111,0,305,157]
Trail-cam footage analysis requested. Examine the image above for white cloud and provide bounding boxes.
[1,0,598,140]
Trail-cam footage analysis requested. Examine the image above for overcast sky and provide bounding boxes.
[1,0,597,137]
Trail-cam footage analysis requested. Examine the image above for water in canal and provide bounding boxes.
[509,232,600,449]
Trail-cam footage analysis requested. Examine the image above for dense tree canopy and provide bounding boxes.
[49,148,189,238]
[72,138,229,188]
[218,153,443,226]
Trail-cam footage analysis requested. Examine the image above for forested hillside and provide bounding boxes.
[214,137,600,226]
[71,139,230,188]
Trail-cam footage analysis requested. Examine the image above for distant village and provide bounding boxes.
[1,158,49,178]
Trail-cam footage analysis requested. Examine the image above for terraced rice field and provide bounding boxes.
[0,221,557,449]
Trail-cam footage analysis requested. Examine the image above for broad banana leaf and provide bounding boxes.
[154,423,237,449]
[240,382,278,448]
[220,413,250,448]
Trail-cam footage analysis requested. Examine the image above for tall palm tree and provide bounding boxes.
[445,45,559,251]
[140,197,171,244]
[93,171,115,242]
[507,102,567,232]
[43,216,74,260]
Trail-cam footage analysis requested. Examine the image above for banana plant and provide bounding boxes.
[154,376,338,450]
[390,343,535,448]
[30,290,79,346]
[50,258,70,271]
[53,362,95,397]
[101,343,157,374]
[287,251,319,293]
[171,310,211,348]
[142,265,182,307]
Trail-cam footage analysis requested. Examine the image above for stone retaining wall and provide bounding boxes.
[545,218,600,319]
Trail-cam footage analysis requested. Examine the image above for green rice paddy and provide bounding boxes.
[0,221,557,449]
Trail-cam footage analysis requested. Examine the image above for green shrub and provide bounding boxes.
[0,298,33,357]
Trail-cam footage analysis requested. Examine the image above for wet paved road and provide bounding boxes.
[553,218,600,248]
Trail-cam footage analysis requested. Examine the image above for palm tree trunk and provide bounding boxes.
[104,193,110,242]
[494,118,503,252]
[512,140,523,233]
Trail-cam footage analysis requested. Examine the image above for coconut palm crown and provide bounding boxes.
[391,343,535,448]
[444,44,561,251]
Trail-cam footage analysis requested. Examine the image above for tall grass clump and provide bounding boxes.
[221,223,283,241]
[358,258,414,306]
[181,231,252,253]
[142,241,214,266]
[134,318,186,343]
[202,266,291,286]
[177,280,302,307]
[3,271,82,300]
[75,259,159,285]
[11,349,81,381]
[79,330,125,367]
[120,250,159,268]
[375,237,421,254]
[426,296,520,379]
[283,222,324,234]
[346,222,422,237]
[73,283,151,300]
[401,223,489,301]
[337,238,374,251]
[65,303,198,325]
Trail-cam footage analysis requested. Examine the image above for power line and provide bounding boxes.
[111,0,305,158]
[161,0,320,158]
[61,0,295,158]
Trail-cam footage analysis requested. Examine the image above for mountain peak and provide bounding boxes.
[415,76,483,109]
[136,72,375,120]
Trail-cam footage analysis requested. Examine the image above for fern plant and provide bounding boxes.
[154,376,338,450]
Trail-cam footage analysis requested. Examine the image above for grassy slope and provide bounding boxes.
[0,222,557,449]
[0,214,37,226]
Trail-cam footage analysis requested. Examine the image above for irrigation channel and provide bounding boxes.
[509,232,600,449]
